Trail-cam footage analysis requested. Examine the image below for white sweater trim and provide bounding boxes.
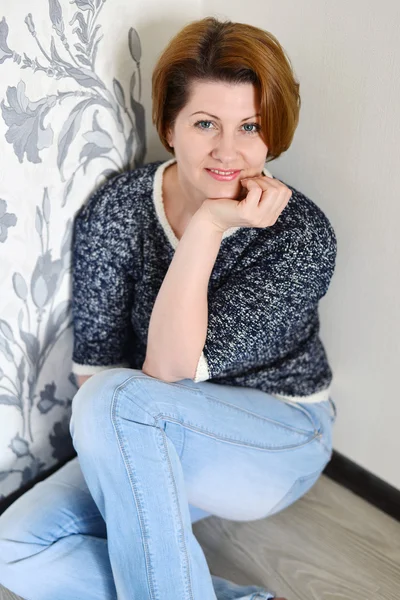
[71,361,130,375]
[72,360,330,403]
[270,386,332,404]
[193,352,210,383]
[192,354,330,403]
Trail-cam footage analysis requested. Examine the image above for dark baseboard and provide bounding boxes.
[323,449,400,522]
[1,449,399,523]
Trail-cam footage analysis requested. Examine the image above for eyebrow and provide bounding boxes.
[190,111,261,121]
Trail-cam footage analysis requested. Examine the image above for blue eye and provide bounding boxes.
[195,120,214,129]
[243,123,261,134]
[193,120,261,133]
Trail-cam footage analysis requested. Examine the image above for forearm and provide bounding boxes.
[142,209,223,381]
[75,374,92,388]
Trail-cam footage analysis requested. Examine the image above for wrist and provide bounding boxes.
[194,201,226,234]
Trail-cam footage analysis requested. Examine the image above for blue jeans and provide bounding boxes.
[0,368,336,600]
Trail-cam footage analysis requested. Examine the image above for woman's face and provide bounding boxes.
[166,80,268,203]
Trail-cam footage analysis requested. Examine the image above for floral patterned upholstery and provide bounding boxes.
[0,0,147,504]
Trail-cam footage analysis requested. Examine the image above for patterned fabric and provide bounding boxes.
[72,158,337,403]
[0,0,147,501]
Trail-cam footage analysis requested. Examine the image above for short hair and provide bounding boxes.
[152,17,301,162]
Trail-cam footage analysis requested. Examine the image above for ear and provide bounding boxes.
[166,126,174,148]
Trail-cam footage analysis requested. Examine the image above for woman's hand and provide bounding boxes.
[198,174,292,233]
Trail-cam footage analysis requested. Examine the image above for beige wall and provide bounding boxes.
[201,0,400,488]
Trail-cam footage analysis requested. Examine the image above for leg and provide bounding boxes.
[70,368,335,600]
[0,457,114,600]
[0,457,212,600]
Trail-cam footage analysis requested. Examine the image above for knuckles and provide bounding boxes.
[239,180,291,228]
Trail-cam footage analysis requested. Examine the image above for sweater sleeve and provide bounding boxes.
[193,219,337,383]
[71,177,136,375]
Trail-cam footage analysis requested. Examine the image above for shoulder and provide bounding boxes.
[255,178,337,262]
[74,160,163,226]
[287,184,336,245]
[287,185,337,271]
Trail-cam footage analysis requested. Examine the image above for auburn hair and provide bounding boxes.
[151,17,301,162]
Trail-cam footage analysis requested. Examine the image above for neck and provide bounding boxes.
[168,162,206,221]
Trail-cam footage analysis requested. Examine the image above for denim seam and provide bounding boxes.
[202,393,319,435]
[114,373,320,436]
[125,377,321,451]
[155,414,321,452]
[108,373,326,455]
[112,377,195,600]
[110,380,158,600]
[117,374,159,422]
[158,427,195,600]
[133,376,320,437]
[317,439,332,458]
[267,466,325,516]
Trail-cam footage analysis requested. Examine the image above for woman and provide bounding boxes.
[0,17,337,600]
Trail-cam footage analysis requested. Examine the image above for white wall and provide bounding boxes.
[200,0,400,488]
[123,0,203,162]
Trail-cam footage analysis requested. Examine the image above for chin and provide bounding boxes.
[208,181,242,198]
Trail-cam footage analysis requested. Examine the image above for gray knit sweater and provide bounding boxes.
[71,158,337,404]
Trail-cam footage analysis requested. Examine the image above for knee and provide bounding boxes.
[71,367,134,422]
[70,368,140,453]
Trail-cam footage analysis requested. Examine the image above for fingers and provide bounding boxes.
[239,174,292,227]
[241,174,279,191]
[241,179,263,206]
[245,175,292,207]
[241,176,291,206]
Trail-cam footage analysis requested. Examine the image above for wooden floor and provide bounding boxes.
[1,474,399,599]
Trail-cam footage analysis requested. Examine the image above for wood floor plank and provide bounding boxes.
[1,474,399,599]
[193,474,400,599]
[0,586,22,600]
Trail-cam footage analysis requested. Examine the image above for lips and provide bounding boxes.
[207,168,239,174]
[205,168,241,181]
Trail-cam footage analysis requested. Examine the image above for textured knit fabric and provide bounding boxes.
[71,158,337,403]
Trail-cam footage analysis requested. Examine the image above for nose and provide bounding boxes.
[211,131,238,165]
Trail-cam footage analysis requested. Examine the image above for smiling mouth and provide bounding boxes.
[206,168,240,175]
[205,168,241,181]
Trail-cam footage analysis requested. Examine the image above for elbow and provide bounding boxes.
[142,359,191,383]
[75,374,93,388]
